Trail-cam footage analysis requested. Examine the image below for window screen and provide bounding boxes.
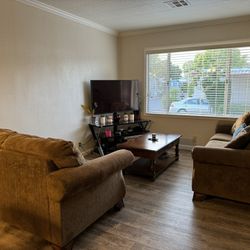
[146,46,250,117]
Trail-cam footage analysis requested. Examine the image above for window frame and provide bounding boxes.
[144,41,250,119]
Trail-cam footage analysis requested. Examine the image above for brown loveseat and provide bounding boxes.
[0,128,134,249]
[192,118,250,204]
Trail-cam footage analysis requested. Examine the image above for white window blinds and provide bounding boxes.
[146,46,250,117]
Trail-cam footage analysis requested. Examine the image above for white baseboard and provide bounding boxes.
[179,144,193,151]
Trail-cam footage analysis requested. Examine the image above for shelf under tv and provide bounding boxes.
[88,119,151,155]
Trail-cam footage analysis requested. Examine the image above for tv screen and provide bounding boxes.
[90,80,139,114]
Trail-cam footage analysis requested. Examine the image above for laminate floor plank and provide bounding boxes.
[74,150,250,250]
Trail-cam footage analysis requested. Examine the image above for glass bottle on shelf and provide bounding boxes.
[100,115,106,125]
[113,112,120,123]
[107,115,113,124]
[129,112,134,122]
[123,113,129,122]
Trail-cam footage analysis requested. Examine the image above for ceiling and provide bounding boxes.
[36,0,250,32]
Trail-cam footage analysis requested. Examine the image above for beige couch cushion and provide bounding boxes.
[1,130,85,169]
[206,140,229,148]
[210,133,232,142]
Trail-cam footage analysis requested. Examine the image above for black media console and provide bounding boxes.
[88,119,151,155]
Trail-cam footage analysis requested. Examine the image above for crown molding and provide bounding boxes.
[16,0,117,36]
[119,15,250,38]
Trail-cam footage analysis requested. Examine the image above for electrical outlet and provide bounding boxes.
[78,142,82,148]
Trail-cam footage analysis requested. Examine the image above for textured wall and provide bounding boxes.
[0,0,117,143]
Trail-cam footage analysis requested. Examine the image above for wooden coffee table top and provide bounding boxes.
[117,133,181,159]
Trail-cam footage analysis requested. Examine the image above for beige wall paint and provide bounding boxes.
[118,17,250,146]
[0,0,117,143]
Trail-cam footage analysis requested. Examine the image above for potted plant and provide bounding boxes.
[81,104,96,123]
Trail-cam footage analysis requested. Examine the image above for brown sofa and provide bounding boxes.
[0,128,134,249]
[192,122,250,204]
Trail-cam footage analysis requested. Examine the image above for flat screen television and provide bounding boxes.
[90,80,139,114]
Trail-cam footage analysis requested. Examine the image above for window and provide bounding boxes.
[146,46,250,117]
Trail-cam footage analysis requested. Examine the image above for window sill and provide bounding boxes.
[143,112,237,121]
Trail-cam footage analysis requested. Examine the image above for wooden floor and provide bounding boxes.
[73,150,250,250]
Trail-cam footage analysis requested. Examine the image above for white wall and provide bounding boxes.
[0,0,117,143]
[118,16,250,146]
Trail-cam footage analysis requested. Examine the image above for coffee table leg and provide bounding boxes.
[175,143,179,161]
[150,160,157,181]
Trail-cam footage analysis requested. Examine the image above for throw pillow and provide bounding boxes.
[226,125,250,149]
[231,112,250,134]
[245,143,250,150]
[232,123,246,138]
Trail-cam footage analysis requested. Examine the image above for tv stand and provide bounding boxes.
[88,119,151,155]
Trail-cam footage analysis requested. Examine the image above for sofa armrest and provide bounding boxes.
[46,149,134,201]
[192,146,250,169]
[215,123,234,134]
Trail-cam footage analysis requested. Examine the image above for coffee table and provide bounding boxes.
[117,133,181,180]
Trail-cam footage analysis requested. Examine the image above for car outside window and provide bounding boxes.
[201,99,208,105]
[186,99,199,105]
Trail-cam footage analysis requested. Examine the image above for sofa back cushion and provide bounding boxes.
[210,133,232,142]
[0,129,16,144]
[0,129,85,169]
